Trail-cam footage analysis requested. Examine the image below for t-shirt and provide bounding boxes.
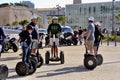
[47,23,61,35]
[87,23,95,40]
[78,29,83,35]
[94,26,104,43]
[0,27,6,44]
[19,30,31,46]
[28,22,39,40]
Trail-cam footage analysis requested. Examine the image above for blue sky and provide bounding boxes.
[0,0,119,8]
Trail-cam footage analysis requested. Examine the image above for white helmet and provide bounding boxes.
[88,16,94,22]
[31,15,37,20]
[95,22,101,26]
[52,16,58,20]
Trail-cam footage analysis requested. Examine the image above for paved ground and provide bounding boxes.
[0,44,120,80]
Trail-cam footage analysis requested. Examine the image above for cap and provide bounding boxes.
[31,15,37,20]
[88,16,94,22]
[52,16,58,20]
[95,22,101,26]
[26,25,33,30]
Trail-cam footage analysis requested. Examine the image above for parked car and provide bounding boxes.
[60,26,74,46]
[38,28,47,35]
[38,29,47,48]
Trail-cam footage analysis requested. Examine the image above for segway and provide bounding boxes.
[45,34,64,64]
[84,45,97,70]
[95,36,103,66]
[0,64,8,80]
[31,49,44,68]
[15,49,37,76]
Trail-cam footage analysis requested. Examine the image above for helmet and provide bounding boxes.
[88,16,94,22]
[95,22,101,26]
[26,25,33,30]
[52,16,58,20]
[31,15,37,20]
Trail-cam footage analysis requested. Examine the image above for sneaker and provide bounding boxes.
[19,53,22,56]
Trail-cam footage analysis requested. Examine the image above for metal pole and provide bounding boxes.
[112,0,115,34]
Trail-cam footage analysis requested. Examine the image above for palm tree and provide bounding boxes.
[19,20,29,30]
[58,16,67,25]
[36,17,42,28]
[12,21,19,26]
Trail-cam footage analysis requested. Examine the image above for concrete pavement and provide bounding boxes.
[0,44,120,80]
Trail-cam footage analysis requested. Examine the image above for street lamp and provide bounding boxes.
[112,0,115,34]
[56,4,61,16]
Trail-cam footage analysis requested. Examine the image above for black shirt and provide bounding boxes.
[19,30,31,46]
[78,29,83,35]
[94,27,103,43]
[28,22,38,39]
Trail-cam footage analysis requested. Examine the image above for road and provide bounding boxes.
[0,44,120,80]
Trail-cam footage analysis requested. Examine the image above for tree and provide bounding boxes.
[58,16,67,25]
[36,17,42,28]
[19,20,29,30]
[12,21,19,26]
[5,23,11,26]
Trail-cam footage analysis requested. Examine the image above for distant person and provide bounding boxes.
[0,27,6,58]
[85,16,95,55]
[28,15,40,56]
[94,22,104,55]
[47,16,61,58]
[78,27,83,45]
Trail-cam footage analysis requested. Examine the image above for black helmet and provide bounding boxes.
[26,25,33,30]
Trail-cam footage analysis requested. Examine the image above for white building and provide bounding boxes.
[65,1,120,30]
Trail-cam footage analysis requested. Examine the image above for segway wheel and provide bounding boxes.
[37,56,44,68]
[0,64,9,80]
[60,51,64,64]
[12,44,18,52]
[28,58,37,75]
[45,51,50,64]
[96,54,103,66]
[84,55,97,70]
[15,62,28,76]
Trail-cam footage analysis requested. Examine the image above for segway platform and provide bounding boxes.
[45,51,64,64]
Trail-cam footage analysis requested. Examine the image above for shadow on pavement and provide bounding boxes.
[36,65,91,78]
[0,57,21,61]
[7,68,26,79]
[103,60,120,65]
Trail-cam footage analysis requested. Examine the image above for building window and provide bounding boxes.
[93,7,96,13]
[89,7,91,14]
[80,7,81,14]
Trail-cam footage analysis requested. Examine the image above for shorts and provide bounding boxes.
[94,42,99,47]
[86,40,94,50]
[32,39,39,49]
[50,38,59,46]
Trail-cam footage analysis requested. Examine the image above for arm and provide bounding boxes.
[0,28,6,38]
[86,30,92,40]
[47,24,51,35]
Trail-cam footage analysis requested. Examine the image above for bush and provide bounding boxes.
[103,34,120,42]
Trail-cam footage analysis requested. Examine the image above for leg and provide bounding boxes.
[31,40,38,55]
[22,46,29,63]
[94,47,97,55]
[86,40,94,55]
[51,46,54,58]
[55,46,58,58]
[0,45,2,58]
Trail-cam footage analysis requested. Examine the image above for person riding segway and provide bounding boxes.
[0,27,9,80]
[29,15,43,68]
[16,25,37,76]
[45,16,64,64]
[94,22,104,65]
[84,16,98,70]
